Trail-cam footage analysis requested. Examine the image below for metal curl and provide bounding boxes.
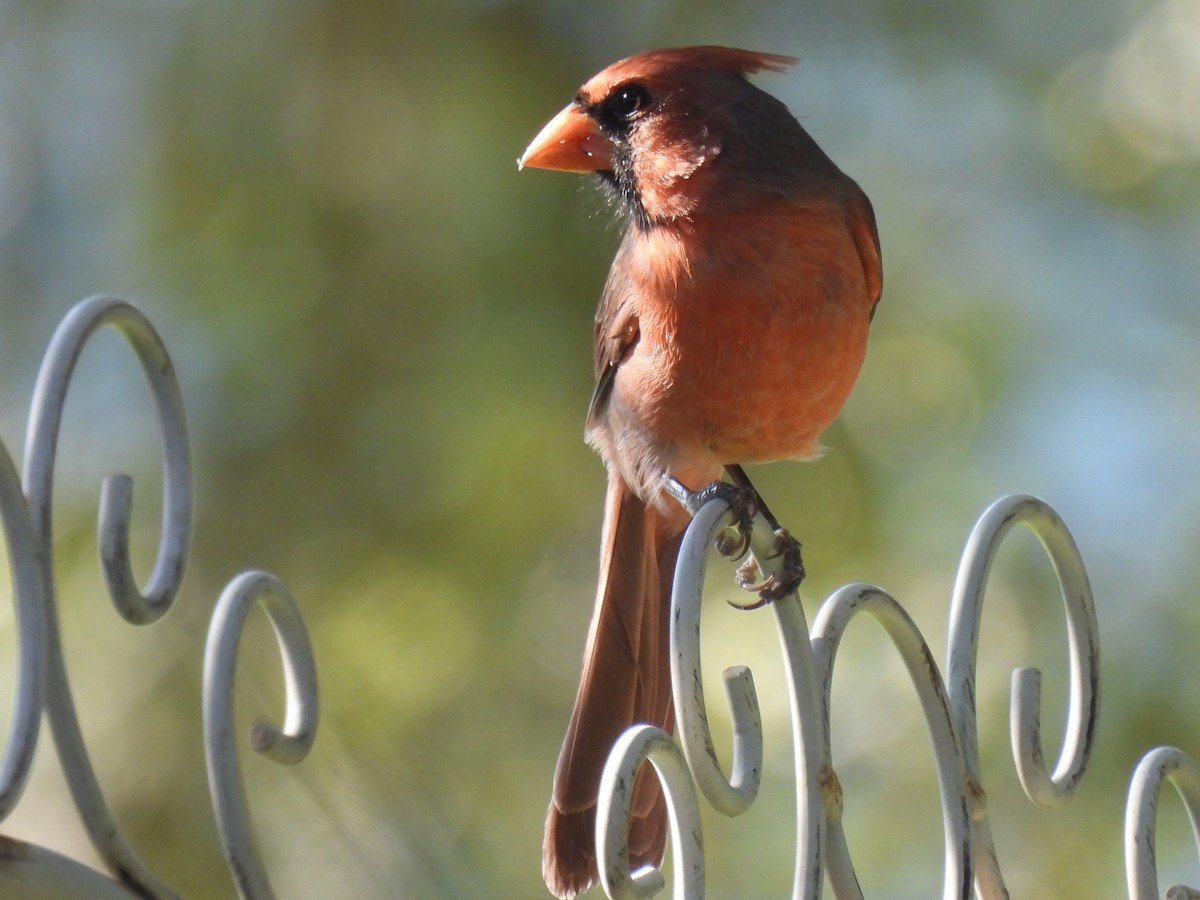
[1124,746,1200,900]
[0,438,47,821]
[23,294,193,624]
[17,295,194,898]
[597,724,705,900]
[204,570,319,900]
[0,297,319,897]
[667,495,828,899]
[810,583,972,900]
[669,497,765,816]
[945,493,1100,895]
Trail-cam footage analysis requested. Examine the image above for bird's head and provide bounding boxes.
[519,47,807,228]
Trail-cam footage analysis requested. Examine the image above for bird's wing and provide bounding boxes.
[846,184,883,319]
[587,233,641,429]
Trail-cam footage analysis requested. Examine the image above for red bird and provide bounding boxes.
[519,46,881,898]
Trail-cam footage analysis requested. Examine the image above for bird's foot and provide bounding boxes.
[663,472,805,609]
[728,527,805,610]
[663,477,758,560]
[721,464,805,607]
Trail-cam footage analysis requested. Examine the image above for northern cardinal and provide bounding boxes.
[519,46,881,898]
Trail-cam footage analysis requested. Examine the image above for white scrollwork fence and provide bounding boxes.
[596,489,1200,898]
[0,296,317,899]
[1,297,1196,898]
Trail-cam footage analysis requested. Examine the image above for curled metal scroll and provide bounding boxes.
[204,570,319,900]
[21,295,194,898]
[598,491,1101,899]
[669,498,766,817]
[598,724,705,900]
[24,295,193,626]
[0,296,318,898]
[811,584,972,900]
[946,494,1100,897]
[671,498,827,900]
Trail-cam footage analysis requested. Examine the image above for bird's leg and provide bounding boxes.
[724,465,781,530]
[662,475,757,559]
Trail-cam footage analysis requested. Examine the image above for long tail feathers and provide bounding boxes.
[543,477,688,898]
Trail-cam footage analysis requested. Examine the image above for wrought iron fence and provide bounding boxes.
[0,296,316,899]
[0,297,1196,898]
[595,469,1198,899]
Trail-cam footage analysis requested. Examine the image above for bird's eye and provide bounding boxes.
[609,83,652,120]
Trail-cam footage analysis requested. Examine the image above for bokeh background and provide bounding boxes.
[0,1,1197,897]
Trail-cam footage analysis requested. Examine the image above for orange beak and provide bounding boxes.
[518,102,614,173]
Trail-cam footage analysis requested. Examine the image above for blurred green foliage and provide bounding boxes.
[0,0,1198,896]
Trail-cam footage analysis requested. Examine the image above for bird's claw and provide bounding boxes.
[726,527,805,610]
[714,528,751,560]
